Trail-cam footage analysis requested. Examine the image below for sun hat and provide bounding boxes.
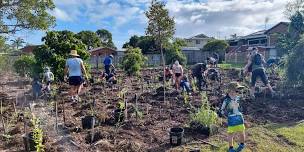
[227,81,245,91]
[109,54,114,58]
[69,50,79,57]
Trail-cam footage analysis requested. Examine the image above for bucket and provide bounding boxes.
[23,132,36,152]
[81,116,95,129]
[170,127,184,146]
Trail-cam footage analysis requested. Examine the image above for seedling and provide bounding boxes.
[31,116,44,152]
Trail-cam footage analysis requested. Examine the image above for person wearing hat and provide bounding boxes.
[172,60,184,90]
[64,50,88,102]
[43,67,54,93]
[220,82,246,152]
[103,54,115,75]
[244,47,275,99]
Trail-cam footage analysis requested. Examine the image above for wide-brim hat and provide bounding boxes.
[227,81,245,91]
[69,50,80,57]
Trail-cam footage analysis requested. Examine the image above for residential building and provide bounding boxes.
[184,34,212,49]
[226,22,289,63]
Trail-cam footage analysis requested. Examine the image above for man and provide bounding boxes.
[32,76,42,100]
[207,57,217,68]
[191,63,207,91]
[103,54,115,75]
[213,52,220,67]
[244,47,275,99]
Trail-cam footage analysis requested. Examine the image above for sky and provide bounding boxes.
[15,0,289,49]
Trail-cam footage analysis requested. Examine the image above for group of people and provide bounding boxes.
[31,47,277,152]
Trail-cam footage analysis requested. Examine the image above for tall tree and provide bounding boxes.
[0,0,56,34]
[123,35,157,54]
[76,31,101,50]
[11,37,25,50]
[145,0,175,103]
[96,29,116,49]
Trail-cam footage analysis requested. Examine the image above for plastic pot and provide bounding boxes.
[170,127,184,146]
[23,132,36,152]
[81,116,95,129]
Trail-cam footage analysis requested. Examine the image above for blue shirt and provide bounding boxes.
[103,56,112,66]
[66,58,83,77]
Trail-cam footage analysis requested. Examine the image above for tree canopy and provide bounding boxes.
[203,39,228,52]
[0,0,56,34]
[122,35,157,54]
[96,29,116,49]
[76,31,101,50]
[164,39,187,65]
[121,47,147,76]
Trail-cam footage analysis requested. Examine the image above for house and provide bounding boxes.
[89,47,117,70]
[184,34,212,49]
[20,45,38,54]
[182,34,214,65]
[226,22,289,63]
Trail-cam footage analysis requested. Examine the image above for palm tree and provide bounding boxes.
[11,37,25,50]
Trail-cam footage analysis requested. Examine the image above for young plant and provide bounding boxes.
[183,91,189,104]
[190,92,218,128]
[31,116,44,152]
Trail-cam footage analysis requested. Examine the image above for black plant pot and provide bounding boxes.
[114,109,125,123]
[170,127,184,146]
[23,132,36,152]
[82,116,95,129]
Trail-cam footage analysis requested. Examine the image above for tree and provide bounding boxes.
[11,37,25,50]
[203,39,228,62]
[121,47,146,76]
[76,31,101,50]
[165,39,187,65]
[13,55,37,77]
[123,35,157,54]
[145,0,175,103]
[96,29,116,48]
[0,0,55,34]
[33,30,90,80]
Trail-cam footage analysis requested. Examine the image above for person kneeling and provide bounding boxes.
[180,76,191,95]
[220,82,246,152]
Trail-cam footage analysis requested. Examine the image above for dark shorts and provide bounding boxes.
[251,68,268,87]
[105,65,111,75]
[69,76,84,86]
[248,64,253,72]
[175,73,182,78]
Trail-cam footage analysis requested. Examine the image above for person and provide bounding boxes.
[101,69,117,84]
[32,76,42,99]
[207,57,217,67]
[213,52,220,67]
[164,67,173,81]
[64,50,88,102]
[180,75,191,95]
[244,47,275,99]
[42,67,54,93]
[191,63,207,91]
[220,82,246,152]
[172,60,183,90]
[103,54,115,75]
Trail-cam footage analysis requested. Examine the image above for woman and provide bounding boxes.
[172,60,183,90]
[64,50,88,102]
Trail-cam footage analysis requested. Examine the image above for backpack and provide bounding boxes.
[253,54,262,65]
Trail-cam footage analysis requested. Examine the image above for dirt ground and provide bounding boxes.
[0,68,303,152]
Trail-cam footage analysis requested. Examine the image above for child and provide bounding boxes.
[220,82,246,152]
[180,75,191,95]
[43,67,54,92]
[32,76,42,99]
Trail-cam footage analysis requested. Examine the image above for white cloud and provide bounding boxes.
[50,8,73,22]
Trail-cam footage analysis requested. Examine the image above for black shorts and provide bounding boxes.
[69,76,84,86]
[175,73,182,78]
[251,69,268,87]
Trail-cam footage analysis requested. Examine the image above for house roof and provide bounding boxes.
[245,30,267,37]
[89,47,117,56]
[187,33,210,39]
[265,22,289,34]
[20,45,38,54]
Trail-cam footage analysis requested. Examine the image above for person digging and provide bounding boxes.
[64,50,88,102]
[220,82,246,152]
[103,54,115,75]
[191,62,208,91]
[244,47,275,99]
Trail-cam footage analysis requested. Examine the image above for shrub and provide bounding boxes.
[13,55,38,77]
[121,47,147,76]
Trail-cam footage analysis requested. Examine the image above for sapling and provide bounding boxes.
[31,116,44,152]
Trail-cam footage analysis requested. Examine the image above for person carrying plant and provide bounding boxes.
[172,60,183,90]
[220,82,246,152]
[244,47,275,99]
[103,54,115,75]
[191,62,207,91]
[42,67,54,93]
[64,50,88,102]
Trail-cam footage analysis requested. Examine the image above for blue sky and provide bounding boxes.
[15,0,288,49]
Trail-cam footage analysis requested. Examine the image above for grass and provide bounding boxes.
[218,63,245,69]
[169,123,304,152]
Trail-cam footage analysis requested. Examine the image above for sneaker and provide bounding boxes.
[236,143,245,152]
[228,147,236,152]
